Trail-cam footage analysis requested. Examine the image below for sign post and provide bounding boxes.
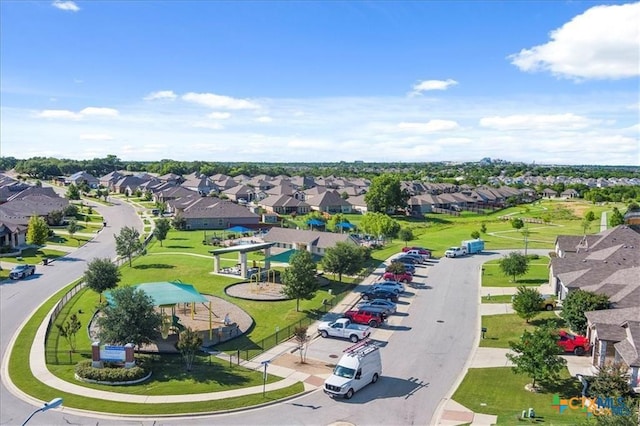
[261,360,270,397]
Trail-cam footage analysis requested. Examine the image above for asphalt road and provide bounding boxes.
[1,202,534,426]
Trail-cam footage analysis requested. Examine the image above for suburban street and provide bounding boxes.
[2,202,516,425]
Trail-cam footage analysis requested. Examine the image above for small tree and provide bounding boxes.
[321,242,364,282]
[470,230,481,239]
[386,261,406,274]
[561,290,610,335]
[176,327,203,372]
[609,207,625,227]
[84,258,121,302]
[67,219,80,246]
[511,217,524,230]
[398,228,414,246]
[172,213,187,230]
[281,250,318,311]
[114,226,143,267]
[589,361,633,398]
[480,223,487,234]
[97,286,162,348]
[506,322,567,390]
[47,210,64,226]
[499,252,529,282]
[584,211,596,222]
[512,286,543,323]
[55,313,81,352]
[26,215,49,246]
[153,218,171,247]
[66,184,80,200]
[293,325,310,364]
[63,203,79,217]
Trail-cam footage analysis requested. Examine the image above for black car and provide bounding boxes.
[361,288,399,302]
[395,255,421,265]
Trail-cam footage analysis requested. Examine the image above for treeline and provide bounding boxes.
[1,155,638,183]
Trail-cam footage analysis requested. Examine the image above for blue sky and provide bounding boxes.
[1,1,638,165]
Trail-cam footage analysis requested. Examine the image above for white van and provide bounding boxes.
[324,340,382,399]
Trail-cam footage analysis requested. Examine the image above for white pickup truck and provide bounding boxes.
[317,318,371,343]
[445,246,467,258]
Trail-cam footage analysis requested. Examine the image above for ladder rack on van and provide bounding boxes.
[343,339,378,357]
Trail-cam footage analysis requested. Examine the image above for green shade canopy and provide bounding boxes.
[105,282,208,307]
[264,249,322,263]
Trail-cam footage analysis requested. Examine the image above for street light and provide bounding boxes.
[22,398,63,426]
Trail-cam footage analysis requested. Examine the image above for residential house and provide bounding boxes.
[99,171,125,190]
[222,184,254,202]
[66,171,99,188]
[181,173,217,195]
[561,188,580,199]
[550,225,640,390]
[305,190,352,214]
[258,195,310,215]
[347,194,368,214]
[541,188,559,198]
[153,186,198,204]
[262,227,359,258]
[169,197,259,230]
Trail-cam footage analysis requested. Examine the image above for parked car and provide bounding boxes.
[540,295,557,311]
[382,271,413,283]
[372,281,405,293]
[395,255,421,265]
[387,262,415,274]
[444,247,467,258]
[557,330,591,356]
[9,264,36,280]
[343,309,386,328]
[356,299,397,315]
[317,318,371,343]
[405,249,431,260]
[402,246,431,255]
[361,288,399,302]
[398,253,424,264]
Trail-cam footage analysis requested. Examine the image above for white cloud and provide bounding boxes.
[144,90,177,101]
[52,1,79,12]
[37,109,81,120]
[79,133,114,141]
[479,113,592,130]
[192,121,224,130]
[79,107,119,117]
[208,112,231,119]
[37,107,119,120]
[182,92,259,110]
[509,2,640,80]
[397,119,460,133]
[412,79,458,93]
[256,116,273,123]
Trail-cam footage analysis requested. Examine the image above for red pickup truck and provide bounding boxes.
[557,331,591,356]
[343,309,386,328]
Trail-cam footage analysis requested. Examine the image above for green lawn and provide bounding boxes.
[481,294,513,304]
[480,312,565,348]
[452,367,585,425]
[11,280,303,415]
[0,247,68,264]
[481,259,550,287]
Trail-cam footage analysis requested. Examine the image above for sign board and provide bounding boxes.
[100,345,126,362]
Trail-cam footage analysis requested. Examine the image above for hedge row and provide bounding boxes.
[74,357,151,382]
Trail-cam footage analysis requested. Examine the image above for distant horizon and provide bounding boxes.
[1,1,638,165]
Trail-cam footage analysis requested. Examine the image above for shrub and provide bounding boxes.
[74,357,151,383]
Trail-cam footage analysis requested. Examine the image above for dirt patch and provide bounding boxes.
[271,353,335,375]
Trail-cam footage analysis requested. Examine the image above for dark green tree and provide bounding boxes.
[470,230,481,239]
[176,327,203,372]
[84,258,121,302]
[114,226,143,267]
[506,322,567,389]
[67,219,80,245]
[26,215,49,246]
[97,286,162,348]
[609,207,625,227]
[66,184,81,200]
[47,210,64,226]
[589,361,633,398]
[499,252,529,282]
[63,203,79,217]
[153,218,171,247]
[584,211,596,222]
[511,286,543,323]
[386,261,406,274]
[281,250,318,311]
[321,242,364,282]
[55,313,81,352]
[398,228,414,246]
[364,173,407,213]
[511,217,524,230]
[561,290,610,335]
[480,223,487,234]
